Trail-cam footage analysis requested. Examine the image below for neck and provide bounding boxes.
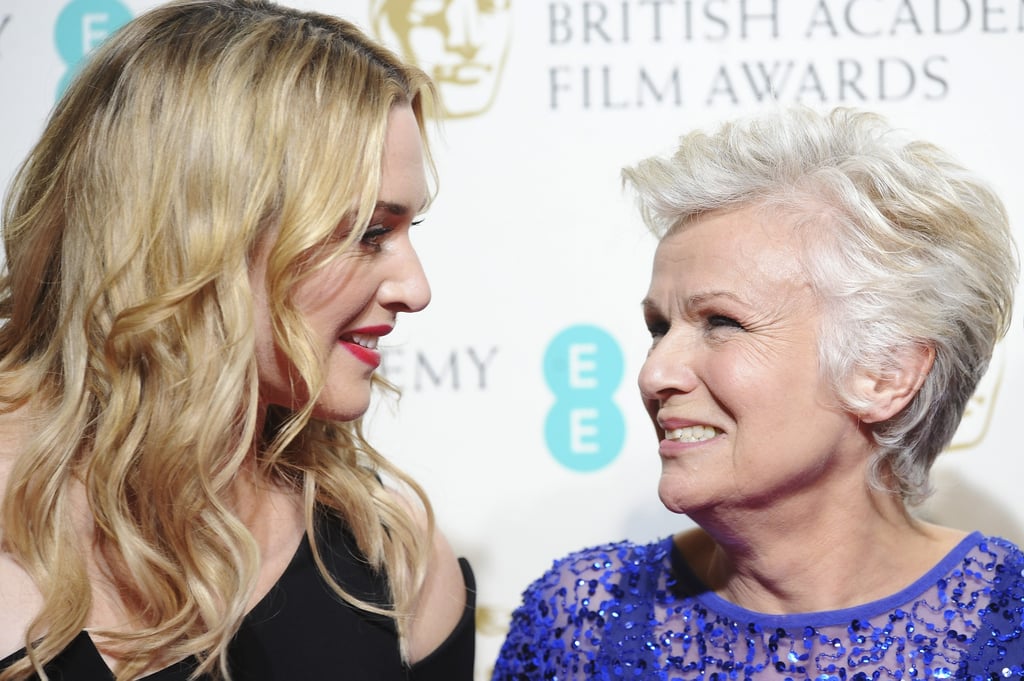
[680,485,966,614]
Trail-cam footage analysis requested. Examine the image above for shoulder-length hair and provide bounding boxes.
[0,1,437,678]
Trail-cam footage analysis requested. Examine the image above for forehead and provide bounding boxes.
[650,206,811,297]
[379,106,428,203]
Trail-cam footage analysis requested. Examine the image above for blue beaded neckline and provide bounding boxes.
[670,531,984,627]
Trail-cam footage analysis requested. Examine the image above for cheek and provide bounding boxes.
[705,347,806,426]
[251,299,288,386]
[288,260,364,323]
[704,347,761,403]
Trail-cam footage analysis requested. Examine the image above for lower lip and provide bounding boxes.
[340,340,381,369]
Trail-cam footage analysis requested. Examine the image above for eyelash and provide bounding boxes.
[644,314,743,340]
[706,314,744,331]
[645,318,669,340]
[359,225,390,251]
[359,218,424,251]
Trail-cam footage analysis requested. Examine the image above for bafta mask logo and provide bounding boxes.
[950,343,1006,451]
[371,0,512,119]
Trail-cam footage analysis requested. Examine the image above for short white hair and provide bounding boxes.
[623,106,1019,505]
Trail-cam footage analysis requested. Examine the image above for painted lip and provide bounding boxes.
[338,325,393,369]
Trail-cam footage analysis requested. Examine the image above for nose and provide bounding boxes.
[637,332,701,435]
[380,237,431,313]
[637,332,701,407]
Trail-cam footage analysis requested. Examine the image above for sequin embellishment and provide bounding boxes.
[493,534,1024,680]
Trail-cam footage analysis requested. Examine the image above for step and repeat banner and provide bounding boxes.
[2,1,1022,677]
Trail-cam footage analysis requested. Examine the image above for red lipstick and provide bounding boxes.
[339,325,392,369]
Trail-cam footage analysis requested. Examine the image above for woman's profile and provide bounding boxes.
[0,1,474,679]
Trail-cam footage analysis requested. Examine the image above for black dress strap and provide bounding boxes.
[0,510,476,680]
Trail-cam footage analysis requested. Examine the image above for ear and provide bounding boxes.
[852,343,935,424]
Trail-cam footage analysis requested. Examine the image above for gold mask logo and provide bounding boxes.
[370,0,512,119]
[950,343,1006,451]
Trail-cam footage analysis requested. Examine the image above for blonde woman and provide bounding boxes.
[0,1,473,679]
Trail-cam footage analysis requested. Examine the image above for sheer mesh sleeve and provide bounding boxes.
[492,534,1024,681]
[492,539,672,681]
[960,536,1024,678]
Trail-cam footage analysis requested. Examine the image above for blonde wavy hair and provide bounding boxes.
[0,1,438,678]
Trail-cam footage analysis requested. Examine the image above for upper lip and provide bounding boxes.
[341,324,393,338]
[658,416,715,431]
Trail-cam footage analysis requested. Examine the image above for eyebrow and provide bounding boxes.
[375,198,429,216]
[689,291,747,306]
[641,290,748,313]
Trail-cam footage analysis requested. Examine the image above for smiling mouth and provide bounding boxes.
[344,333,379,351]
[339,333,382,368]
[664,425,721,442]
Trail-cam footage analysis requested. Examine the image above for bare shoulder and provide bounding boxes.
[0,550,42,659]
[386,488,469,665]
[0,405,44,658]
[408,525,467,663]
[917,522,970,563]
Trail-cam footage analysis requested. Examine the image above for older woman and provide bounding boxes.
[493,107,1022,680]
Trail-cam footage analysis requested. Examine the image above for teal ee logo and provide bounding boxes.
[55,0,132,98]
[543,325,625,473]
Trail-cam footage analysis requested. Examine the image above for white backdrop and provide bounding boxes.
[2,2,1023,678]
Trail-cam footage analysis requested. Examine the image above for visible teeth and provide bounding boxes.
[665,425,720,442]
[347,334,378,350]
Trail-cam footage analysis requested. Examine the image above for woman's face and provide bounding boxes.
[638,206,867,518]
[252,105,431,421]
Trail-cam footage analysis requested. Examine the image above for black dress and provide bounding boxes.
[0,511,476,680]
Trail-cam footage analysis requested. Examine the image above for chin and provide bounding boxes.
[310,397,371,423]
[313,408,369,423]
[310,376,372,416]
[658,480,694,516]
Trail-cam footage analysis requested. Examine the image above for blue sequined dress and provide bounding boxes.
[493,532,1024,680]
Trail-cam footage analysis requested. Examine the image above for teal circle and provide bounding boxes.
[542,324,624,397]
[55,0,132,96]
[542,325,626,472]
[544,401,625,473]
